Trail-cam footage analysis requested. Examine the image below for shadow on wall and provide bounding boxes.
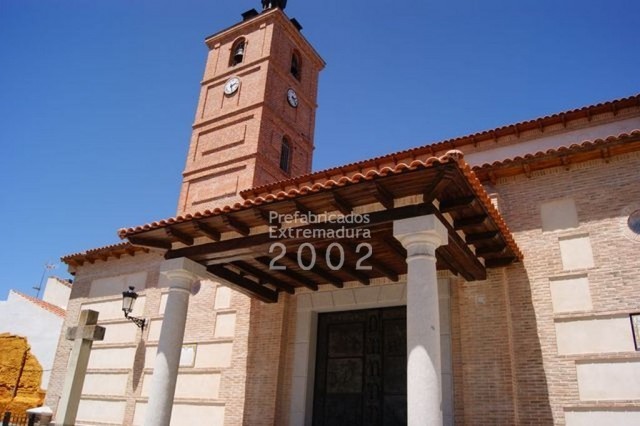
[132,339,147,392]
[506,264,554,423]
[0,334,45,418]
[242,297,291,426]
[451,264,553,424]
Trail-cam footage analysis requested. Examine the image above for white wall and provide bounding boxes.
[42,277,71,309]
[0,291,65,389]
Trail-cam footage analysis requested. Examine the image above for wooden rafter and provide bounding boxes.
[453,215,488,230]
[382,236,407,261]
[435,211,487,281]
[319,246,370,285]
[485,257,517,268]
[373,182,394,209]
[439,196,476,214]
[231,261,295,294]
[207,265,278,303]
[423,170,451,204]
[476,245,508,258]
[284,254,343,288]
[166,204,435,260]
[255,257,319,291]
[221,215,250,236]
[294,201,314,216]
[465,231,499,245]
[256,208,280,228]
[166,227,194,246]
[129,236,172,250]
[193,221,221,241]
[343,242,399,282]
[331,192,353,215]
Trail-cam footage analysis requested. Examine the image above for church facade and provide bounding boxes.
[45,4,640,426]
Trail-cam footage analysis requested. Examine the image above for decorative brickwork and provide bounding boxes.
[176,9,324,215]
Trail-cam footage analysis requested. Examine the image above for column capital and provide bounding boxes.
[160,258,206,290]
[393,215,448,259]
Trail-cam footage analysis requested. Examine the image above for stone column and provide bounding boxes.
[144,258,205,426]
[394,215,448,426]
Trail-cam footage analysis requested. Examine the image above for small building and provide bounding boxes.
[0,277,70,416]
[45,3,640,426]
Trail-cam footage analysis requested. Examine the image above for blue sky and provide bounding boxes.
[1,0,639,298]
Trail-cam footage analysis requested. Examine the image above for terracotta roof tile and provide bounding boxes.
[472,130,640,170]
[61,242,150,266]
[117,150,523,261]
[241,94,640,198]
[12,291,66,318]
[114,95,640,268]
[118,151,463,237]
[61,242,131,260]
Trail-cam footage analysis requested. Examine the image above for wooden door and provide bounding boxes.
[312,306,407,426]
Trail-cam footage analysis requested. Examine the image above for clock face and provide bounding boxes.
[224,77,241,95]
[287,88,299,108]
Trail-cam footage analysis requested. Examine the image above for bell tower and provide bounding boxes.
[177,3,325,215]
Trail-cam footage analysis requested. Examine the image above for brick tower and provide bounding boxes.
[176,4,325,215]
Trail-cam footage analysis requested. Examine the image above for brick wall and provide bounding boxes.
[490,151,640,424]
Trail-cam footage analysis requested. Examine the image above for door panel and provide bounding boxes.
[313,307,407,426]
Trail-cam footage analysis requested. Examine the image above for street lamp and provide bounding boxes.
[122,286,146,330]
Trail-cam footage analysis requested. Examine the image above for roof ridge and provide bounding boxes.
[50,276,73,288]
[117,151,464,237]
[12,290,66,318]
[240,93,640,198]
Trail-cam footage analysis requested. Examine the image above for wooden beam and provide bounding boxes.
[465,231,499,245]
[255,257,319,291]
[434,248,459,276]
[221,215,250,236]
[207,265,278,303]
[284,254,343,288]
[167,204,435,260]
[331,192,353,215]
[485,257,517,268]
[435,211,487,281]
[193,221,221,241]
[257,209,280,228]
[382,236,407,261]
[128,236,172,250]
[367,256,399,282]
[453,214,488,230]
[476,245,508,258]
[231,261,295,294]
[294,201,314,216]
[343,242,399,282]
[423,170,451,204]
[319,247,370,285]
[439,196,476,214]
[165,227,194,246]
[373,182,394,210]
[435,246,474,281]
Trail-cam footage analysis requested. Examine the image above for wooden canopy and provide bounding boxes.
[119,152,521,303]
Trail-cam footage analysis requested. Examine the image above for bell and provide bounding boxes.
[233,46,245,64]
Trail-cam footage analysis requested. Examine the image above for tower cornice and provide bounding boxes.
[204,8,325,70]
